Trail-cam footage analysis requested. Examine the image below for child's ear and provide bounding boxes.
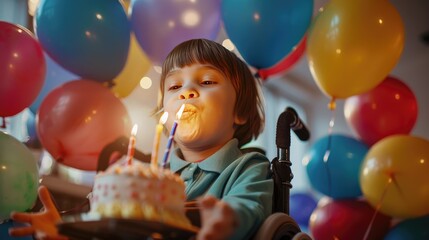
[234,115,246,125]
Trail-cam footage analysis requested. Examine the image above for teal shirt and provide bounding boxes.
[170,139,274,240]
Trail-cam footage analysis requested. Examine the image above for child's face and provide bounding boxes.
[163,63,243,150]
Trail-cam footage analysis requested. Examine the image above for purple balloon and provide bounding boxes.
[290,192,318,227]
[130,0,222,65]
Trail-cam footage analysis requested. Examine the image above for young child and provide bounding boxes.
[10,39,274,240]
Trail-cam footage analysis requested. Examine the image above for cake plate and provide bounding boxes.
[58,218,198,240]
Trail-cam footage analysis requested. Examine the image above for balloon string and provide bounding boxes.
[1,117,6,129]
[324,99,336,196]
[323,99,336,238]
[362,175,393,240]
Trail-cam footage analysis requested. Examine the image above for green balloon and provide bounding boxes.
[0,131,39,221]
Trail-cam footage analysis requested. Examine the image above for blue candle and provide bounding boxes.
[162,104,185,167]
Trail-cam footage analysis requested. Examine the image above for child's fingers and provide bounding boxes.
[8,226,35,237]
[198,195,217,209]
[10,211,33,223]
[38,186,57,210]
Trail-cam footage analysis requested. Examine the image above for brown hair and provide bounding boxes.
[158,39,264,147]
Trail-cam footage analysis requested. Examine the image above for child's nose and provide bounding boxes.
[179,89,199,99]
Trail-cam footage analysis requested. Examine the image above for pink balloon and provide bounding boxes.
[37,80,132,170]
[0,21,46,117]
[344,76,418,146]
[310,199,392,240]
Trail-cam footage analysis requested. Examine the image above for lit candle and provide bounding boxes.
[162,104,185,168]
[126,124,138,165]
[151,112,168,169]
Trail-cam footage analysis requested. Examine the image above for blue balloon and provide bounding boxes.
[222,0,313,69]
[384,215,429,240]
[0,221,33,240]
[35,0,130,82]
[290,192,318,226]
[304,134,369,199]
[29,53,79,113]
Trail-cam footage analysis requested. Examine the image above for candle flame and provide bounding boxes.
[131,124,138,136]
[160,112,168,124]
[176,104,186,119]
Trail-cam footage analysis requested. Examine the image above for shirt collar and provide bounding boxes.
[169,139,242,173]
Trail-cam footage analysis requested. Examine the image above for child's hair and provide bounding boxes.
[157,38,265,147]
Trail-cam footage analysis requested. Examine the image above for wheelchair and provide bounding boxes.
[92,107,314,240]
[252,107,312,240]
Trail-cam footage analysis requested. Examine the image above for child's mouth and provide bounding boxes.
[180,104,197,120]
[180,110,196,120]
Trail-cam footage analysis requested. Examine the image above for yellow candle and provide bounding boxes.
[151,112,168,168]
[126,124,138,165]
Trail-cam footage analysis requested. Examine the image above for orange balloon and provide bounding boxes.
[360,135,429,218]
[110,33,151,98]
[307,0,404,98]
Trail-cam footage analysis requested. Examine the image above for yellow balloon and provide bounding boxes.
[111,33,151,98]
[360,135,429,218]
[307,0,404,99]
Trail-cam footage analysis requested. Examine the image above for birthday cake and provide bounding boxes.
[88,158,193,229]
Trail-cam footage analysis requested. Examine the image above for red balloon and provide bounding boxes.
[310,199,391,240]
[0,21,46,117]
[344,76,418,146]
[257,36,306,81]
[37,80,132,170]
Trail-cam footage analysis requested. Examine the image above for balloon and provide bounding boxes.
[289,192,318,227]
[344,76,418,146]
[303,134,368,199]
[29,53,79,113]
[307,0,404,98]
[222,0,313,69]
[34,0,130,82]
[257,36,307,81]
[360,135,429,218]
[309,199,391,240]
[0,220,33,240]
[110,33,151,98]
[384,215,429,240]
[130,0,221,65]
[37,80,132,170]
[0,132,39,221]
[0,21,46,117]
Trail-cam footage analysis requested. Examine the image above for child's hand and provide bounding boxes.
[197,195,238,240]
[9,185,67,240]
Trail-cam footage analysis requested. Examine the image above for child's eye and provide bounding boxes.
[168,85,181,91]
[201,80,216,85]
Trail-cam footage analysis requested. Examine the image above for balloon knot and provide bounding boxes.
[104,80,116,88]
[254,72,263,81]
[328,98,336,110]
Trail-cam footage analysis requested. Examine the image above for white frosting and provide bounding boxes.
[89,158,191,228]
